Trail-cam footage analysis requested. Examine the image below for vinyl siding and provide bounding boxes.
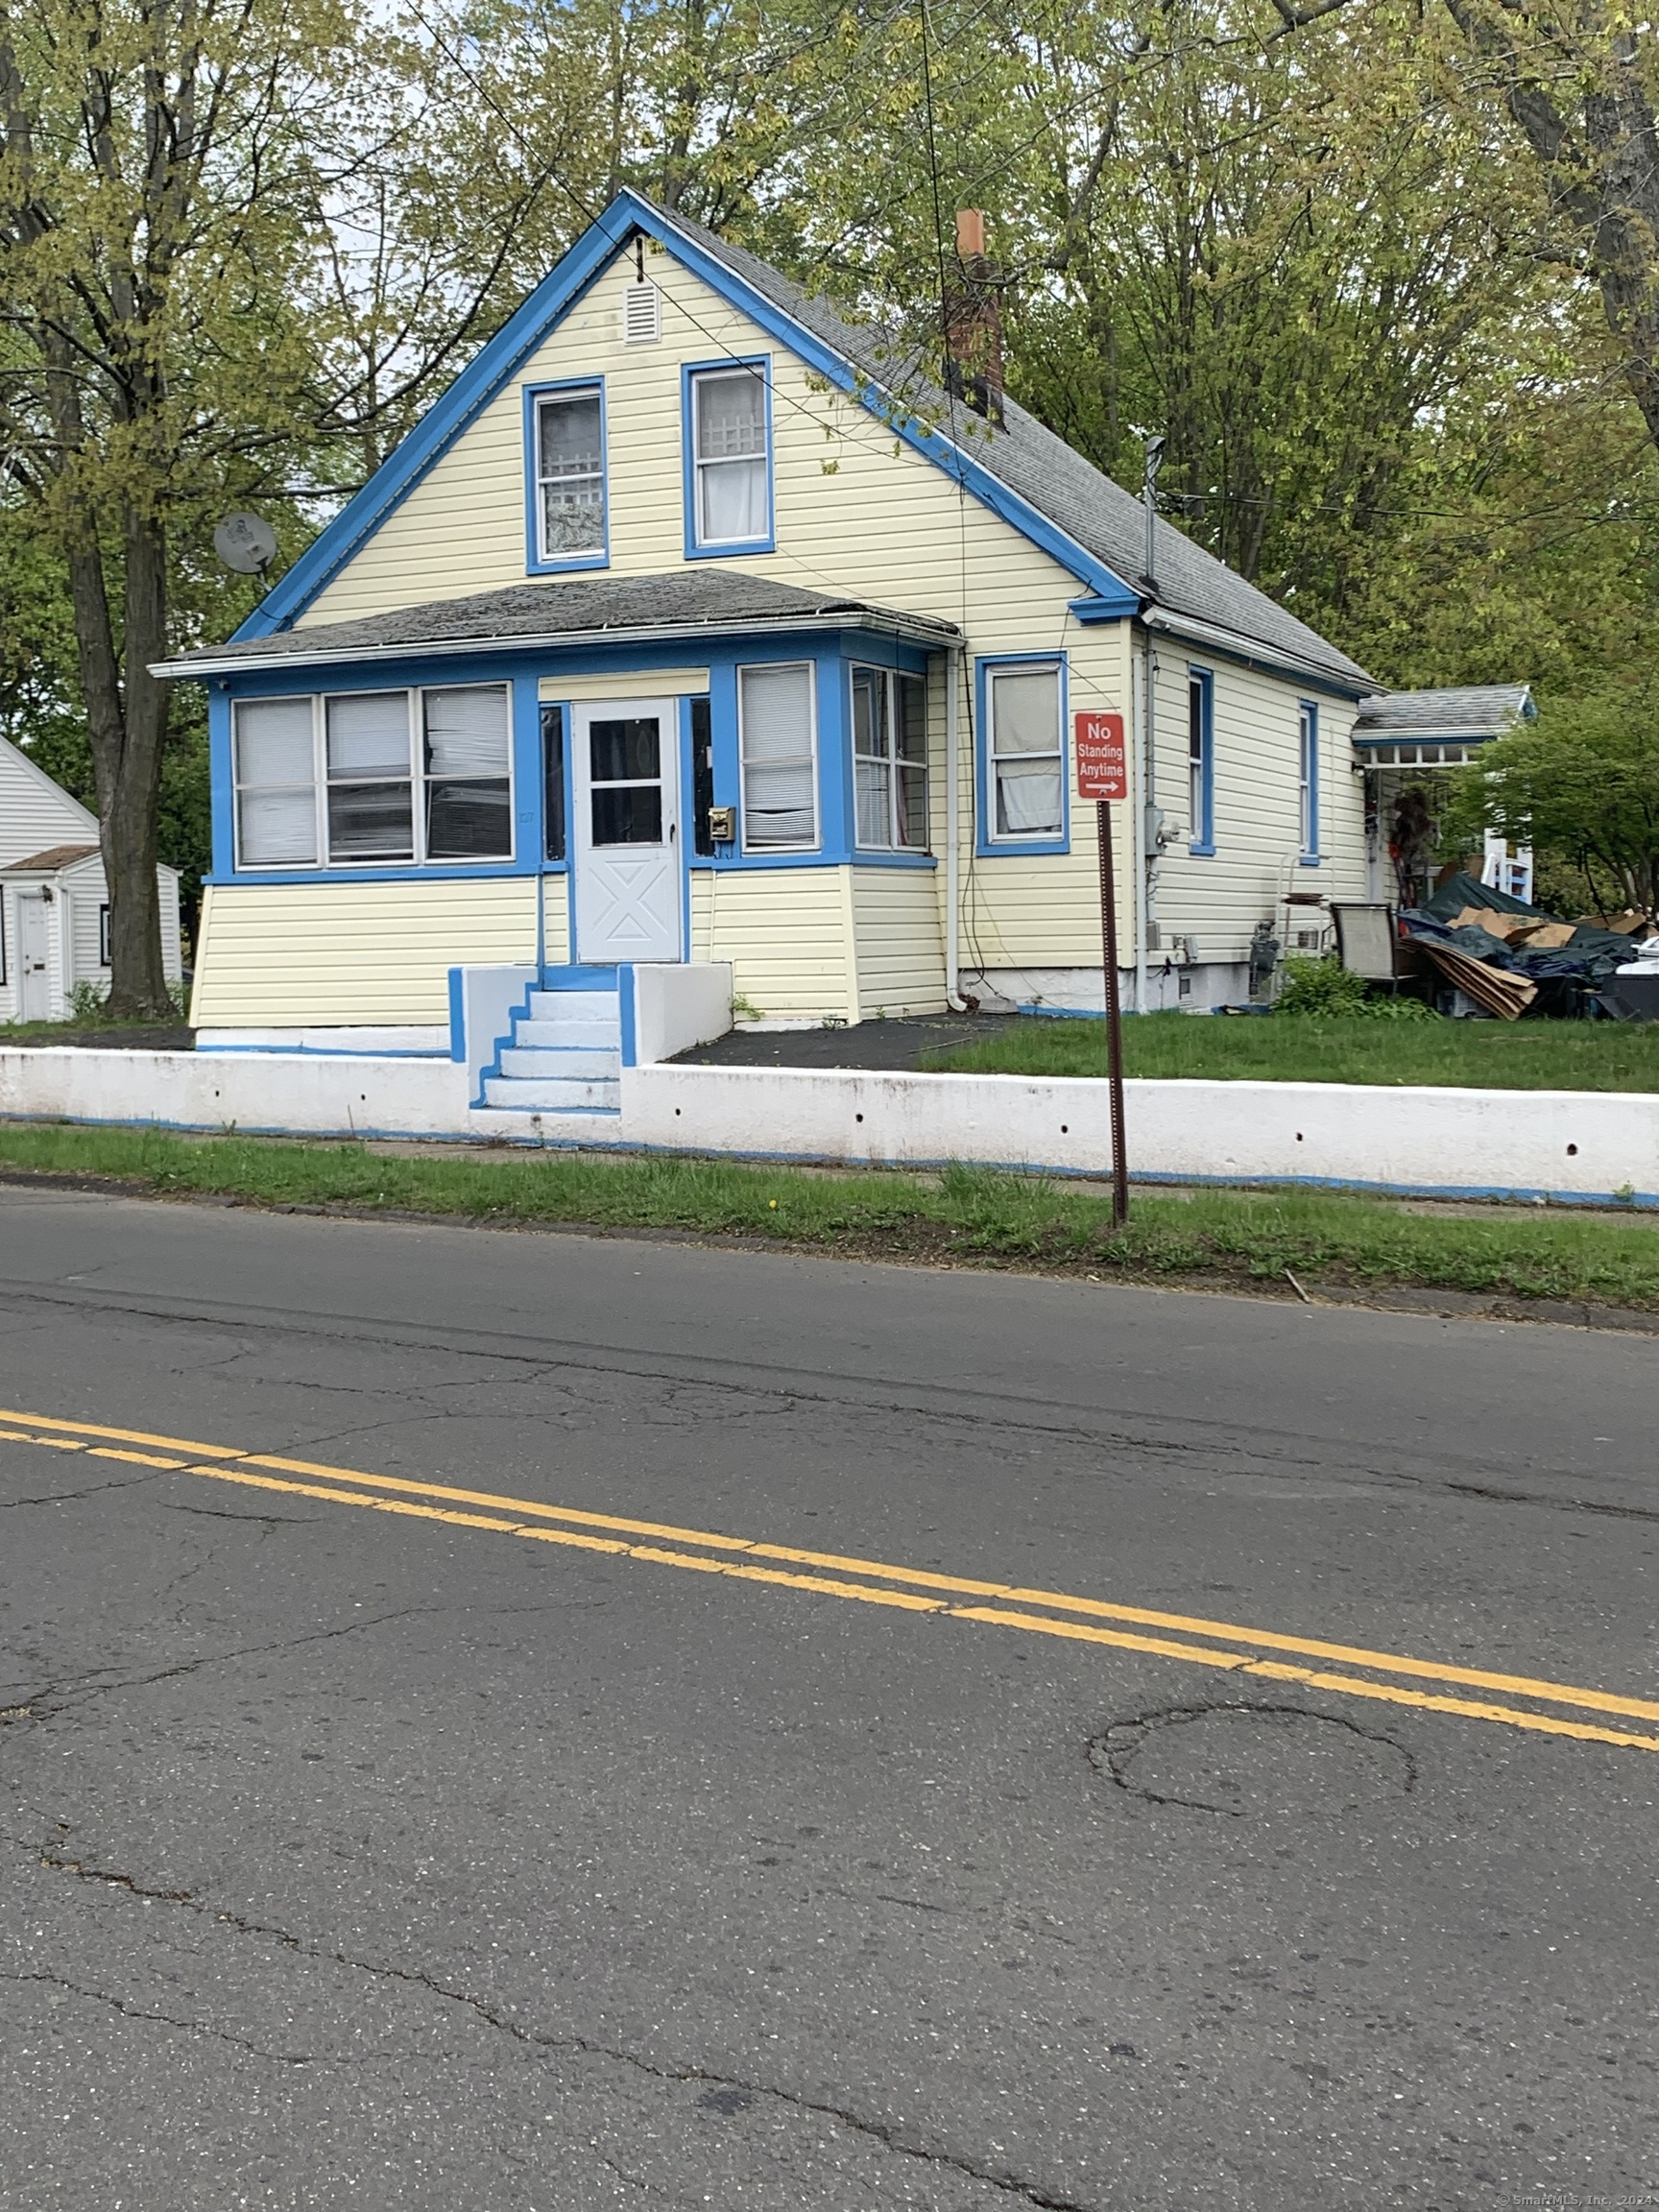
[288,244,1373,992]
[1149,654,1365,958]
[689,865,854,1024]
[0,736,98,866]
[191,877,538,1027]
[851,868,946,1018]
[301,247,1096,668]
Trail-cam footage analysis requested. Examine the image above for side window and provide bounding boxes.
[853,667,928,851]
[691,697,715,855]
[423,685,512,860]
[985,662,1064,844]
[1298,700,1318,859]
[533,385,606,567]
[738,661,817,850]
[1188,669,1214,854]
[688,365,770,551]
[541,703,566,862]
[325,691,414,863]
[234,695,318,868]
[99,904,110,967]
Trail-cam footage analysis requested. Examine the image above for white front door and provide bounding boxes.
[16,894,52,1019]
[571,697,682,963]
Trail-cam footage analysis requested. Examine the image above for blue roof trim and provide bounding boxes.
[234,206,637,639]
[237,188,1141,638]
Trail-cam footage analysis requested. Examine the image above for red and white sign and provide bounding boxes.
[1073,710,1127,802]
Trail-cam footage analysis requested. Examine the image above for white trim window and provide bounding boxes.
[535,386,605,561]
[424,685,514,858]
[233,695,319,867]
[853,666,928,851]
[326,690,415,861]
[1298,700,1318,858]
[232,684,515,869]
[987,662,1064,840]
[691,367,768,546]
[738,661,817,850]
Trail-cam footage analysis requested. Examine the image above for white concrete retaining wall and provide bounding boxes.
[2,1048,1657,1205]
[628,962,733,1066]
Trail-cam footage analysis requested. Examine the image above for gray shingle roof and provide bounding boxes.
[1,842,100,874]
[659,207,1373,689]
[160,568,960,675]
[1353,684,1533,744]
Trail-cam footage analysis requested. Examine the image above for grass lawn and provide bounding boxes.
[2,1120,1656,1314]
[925,1011,1659,1092]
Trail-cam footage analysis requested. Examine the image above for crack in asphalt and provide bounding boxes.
[3,1970,317,2065]
[2,1607,447,1727]
[1089,1700,1419,1816]
[24,1845,1101,2211]
[0,1470,164,1512]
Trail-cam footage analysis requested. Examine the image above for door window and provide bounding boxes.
[589,717,663,844]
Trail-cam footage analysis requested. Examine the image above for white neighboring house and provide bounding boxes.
[0,734,182,1022]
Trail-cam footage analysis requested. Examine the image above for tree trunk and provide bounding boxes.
[65,511,173,1021]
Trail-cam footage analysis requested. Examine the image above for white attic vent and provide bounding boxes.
[623,282,661,344]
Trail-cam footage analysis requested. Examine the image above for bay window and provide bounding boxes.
[232,683,515,870]
[853,666,928,851]
[738,661,817,850]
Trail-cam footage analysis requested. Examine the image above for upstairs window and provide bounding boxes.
[984,661,1064,845]
[1188,668,1214,854]
[1298,700,1319,859]
[687,364,771,552]
[738,661,817,850]
[533,384,606,567]
[853,667,928,851]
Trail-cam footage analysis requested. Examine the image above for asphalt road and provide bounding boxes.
[1,1187,1655,2212]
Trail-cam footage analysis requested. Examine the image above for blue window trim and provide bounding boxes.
[233,191,1139,640]
[1298,698,1321,865]
[974,652,1070,859]
[1187,664,1214,856]
[682,355,775,560]
[523,378,610,576]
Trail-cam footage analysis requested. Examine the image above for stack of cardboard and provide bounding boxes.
[1418,941,1538,1019]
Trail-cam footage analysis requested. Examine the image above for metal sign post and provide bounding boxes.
[1074,712,1130,1229]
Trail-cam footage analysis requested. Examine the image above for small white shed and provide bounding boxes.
[0,735,182,1022]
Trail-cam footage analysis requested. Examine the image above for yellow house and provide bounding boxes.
[159,192,1389,1112]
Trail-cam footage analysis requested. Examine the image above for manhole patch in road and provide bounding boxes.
[1090,1702,1416,1818]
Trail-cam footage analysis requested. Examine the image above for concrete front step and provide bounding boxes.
[513,1017,619,1049]
[482,1073,621,1111]
[498,1045,619,1080]
[526,990,618,1025]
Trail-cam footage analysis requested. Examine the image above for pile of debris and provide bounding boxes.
[1399,873,1657,1020]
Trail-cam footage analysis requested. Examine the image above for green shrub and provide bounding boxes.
[1274,954,1371,1016]
[66,979,110,1022]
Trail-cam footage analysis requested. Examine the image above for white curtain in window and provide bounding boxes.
[739,663,815,847]
[326,691,410,777]
[424,686,510,777]
[696,372,767,542]
[991,668,1062,836]
[539,391,605,556]
[234,697,316,865]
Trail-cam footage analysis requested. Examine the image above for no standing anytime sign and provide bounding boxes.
[1073,710,1128,802]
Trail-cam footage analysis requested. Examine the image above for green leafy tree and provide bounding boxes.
[1445,693,1659,919]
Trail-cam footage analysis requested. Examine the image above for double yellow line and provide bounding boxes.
[6,1402,1659,1756]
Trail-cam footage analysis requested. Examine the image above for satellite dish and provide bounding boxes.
[213,512,278,575]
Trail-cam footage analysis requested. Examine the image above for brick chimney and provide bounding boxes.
[946,208,1004,427]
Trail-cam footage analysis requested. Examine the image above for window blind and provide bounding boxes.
[234,696,317,866]
[739,663,816,848]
